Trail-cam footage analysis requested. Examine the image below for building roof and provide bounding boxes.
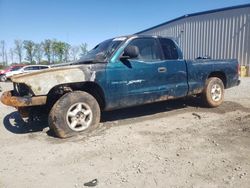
[136,3,250,34]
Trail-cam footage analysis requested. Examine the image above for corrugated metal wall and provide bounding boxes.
[140,6,250,67]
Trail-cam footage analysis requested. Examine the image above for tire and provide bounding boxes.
[48,91,101,138]
[202,77,224,107]
[0,75,7,82]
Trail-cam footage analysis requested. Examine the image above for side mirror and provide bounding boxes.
[120,45,139,59]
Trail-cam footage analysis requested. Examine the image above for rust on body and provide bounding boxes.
[1,90,47,107]
[188,88,203,95]
[144,95,175,104]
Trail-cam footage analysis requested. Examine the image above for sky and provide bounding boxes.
[0,0,249,50]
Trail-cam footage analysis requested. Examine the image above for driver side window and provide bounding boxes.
[127,38,161,61]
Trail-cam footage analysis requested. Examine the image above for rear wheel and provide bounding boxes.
[48,91,101,138]
[202,77,224,107]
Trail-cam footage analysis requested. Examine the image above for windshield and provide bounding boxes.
[77,37,126,63]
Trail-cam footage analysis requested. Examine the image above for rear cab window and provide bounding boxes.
[159,38,179,60]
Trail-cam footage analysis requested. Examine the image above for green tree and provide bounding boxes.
[23,40,36,64]
[52,41,70,63]
[14,40,23,64]
[43,39,52,64]
[52,41,62,63]
[34,43,43,64]
[63,43,71,62]
[56,41,64,63]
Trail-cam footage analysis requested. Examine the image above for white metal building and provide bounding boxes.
[137,4,250,71]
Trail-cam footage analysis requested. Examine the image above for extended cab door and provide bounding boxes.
[157,38,188,97]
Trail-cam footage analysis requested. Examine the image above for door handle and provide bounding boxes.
[158,67,167,73]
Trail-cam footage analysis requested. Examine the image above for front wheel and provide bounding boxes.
[202,77,225,107]
[49,91,101,138]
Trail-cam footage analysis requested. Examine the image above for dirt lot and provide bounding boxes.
[0,78,250,188]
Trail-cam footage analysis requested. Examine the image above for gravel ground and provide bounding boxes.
[0,78,249,188]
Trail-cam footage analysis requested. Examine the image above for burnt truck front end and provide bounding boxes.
[1,64,99,118]
[1,82,47,117]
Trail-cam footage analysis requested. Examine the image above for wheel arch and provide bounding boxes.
[207,71,227,88]
[47,82,106,110]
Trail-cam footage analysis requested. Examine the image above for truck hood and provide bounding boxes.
[11,65,96,96]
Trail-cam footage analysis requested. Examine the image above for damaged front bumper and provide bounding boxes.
[1,90,47,108]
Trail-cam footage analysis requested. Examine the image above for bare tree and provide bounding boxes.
[14,40,23,64]
[5,51,8,64]
[9,48,14,64]
[0,40,6,65]
[70,46,80,61]
[80,43,88,56]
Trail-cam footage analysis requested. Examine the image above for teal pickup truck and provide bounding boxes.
[1,35,240,138]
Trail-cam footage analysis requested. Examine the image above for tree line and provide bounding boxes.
[0,39,88,66]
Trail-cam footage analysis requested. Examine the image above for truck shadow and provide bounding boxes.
[2,97,250,136]
[101,98,189,122]
[3,112,48,134]
[101,97,250,123]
